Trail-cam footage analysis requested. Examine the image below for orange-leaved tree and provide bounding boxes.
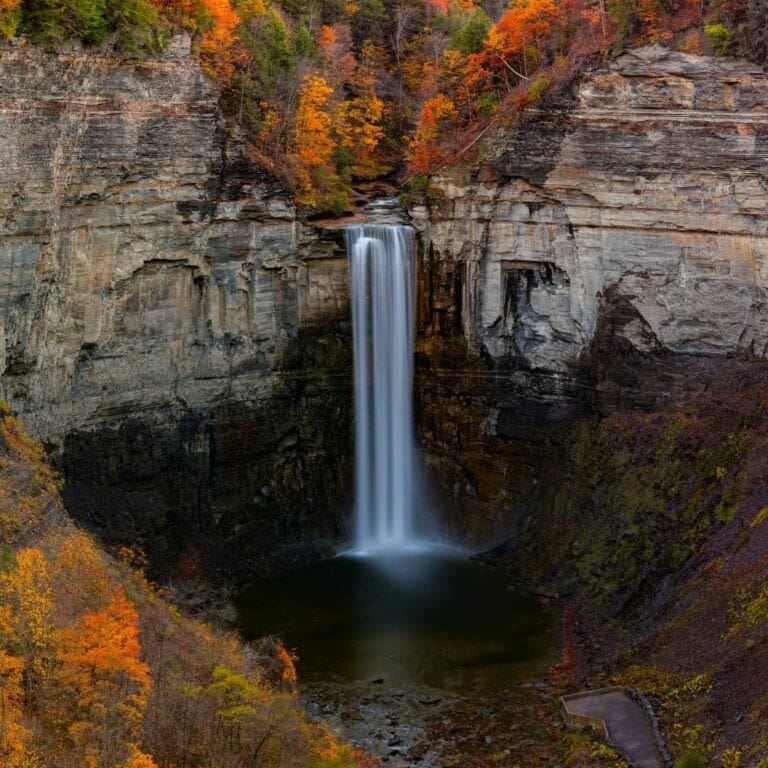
[0,624,30,767]
[485,0,561,79]
[291,73,337,205]
[407,93,457,174]
[54,590,153,768]
[199,0,242,78]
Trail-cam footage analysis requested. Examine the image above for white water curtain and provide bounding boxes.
[347,225,417,551]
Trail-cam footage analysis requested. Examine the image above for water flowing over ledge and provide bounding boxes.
[347,223,419,553]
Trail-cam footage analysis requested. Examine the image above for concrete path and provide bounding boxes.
[563,688,662,768]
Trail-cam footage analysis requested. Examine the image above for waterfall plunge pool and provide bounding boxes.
[236,549,556,692]
[236,220,557,762]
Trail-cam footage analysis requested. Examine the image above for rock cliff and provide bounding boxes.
[412,46,768,545]
[0,39,352,571]
[414,46,768,373]
[3,41,768,567]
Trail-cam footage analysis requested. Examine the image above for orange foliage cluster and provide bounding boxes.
[292,73,336,201]
[408,94,457,174]
[403,0,735,174]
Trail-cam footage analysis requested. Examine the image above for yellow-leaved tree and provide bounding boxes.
[338,42,386,179]
[0,548,56,709]
[0,0,20,38]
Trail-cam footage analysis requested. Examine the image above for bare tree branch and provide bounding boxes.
[493,53,532,81]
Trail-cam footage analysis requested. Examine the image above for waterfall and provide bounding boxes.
[347,224,417,552]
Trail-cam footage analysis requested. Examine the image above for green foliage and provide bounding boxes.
[606,0,638,41]
[21,0,163,46]
[0,1,21,37]
[705,23,731,56]
[477,90,500,116]
[398,173,430,204]
[451,8,490,54]
[108,0,167,53]
[241,8,297,94]
[0,544,16,573]
[293,19,316,58]
[675,753,709,768]
[528,73,550,102]
[73,0,108,44]
[351,0,386,45]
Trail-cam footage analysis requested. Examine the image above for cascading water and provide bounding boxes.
[347,223,418,552]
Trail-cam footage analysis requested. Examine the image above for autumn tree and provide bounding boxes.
[407,92,456,173]
[0,549,56,711]
[0,605,31,768]
[291,73,338,205]
[54,590,152,768]
[486,0,561,80]
[199,0,242,77]
[50,531,117,621]
[337,41,386,178]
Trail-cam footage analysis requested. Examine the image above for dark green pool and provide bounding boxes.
[237,550,556,691]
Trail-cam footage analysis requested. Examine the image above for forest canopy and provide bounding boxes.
[0,0,765,209]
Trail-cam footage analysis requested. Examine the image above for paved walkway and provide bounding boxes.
[564,689,662,768]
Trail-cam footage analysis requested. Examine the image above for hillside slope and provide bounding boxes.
[0,400,371,768]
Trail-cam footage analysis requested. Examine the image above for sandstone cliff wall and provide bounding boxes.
[3,41,768,563]
[412,46,768,545]
[0,39,352,570]
[414,46,768,374]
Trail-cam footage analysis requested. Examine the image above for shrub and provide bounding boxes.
[528,74,551,103]
[108,0,168,53]
[477,90,500,116]
[451,8,491,55]
[22,0,108,45]
[674,753,709,768]
[704,23,731,56]
[0,0,21,38]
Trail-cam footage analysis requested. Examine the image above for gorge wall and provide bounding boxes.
[411,45,768,547]
[2,40,768,577]
[0,38,353,573]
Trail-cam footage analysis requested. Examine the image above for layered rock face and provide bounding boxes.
[412,46,768,545]
[0,40,352,571]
